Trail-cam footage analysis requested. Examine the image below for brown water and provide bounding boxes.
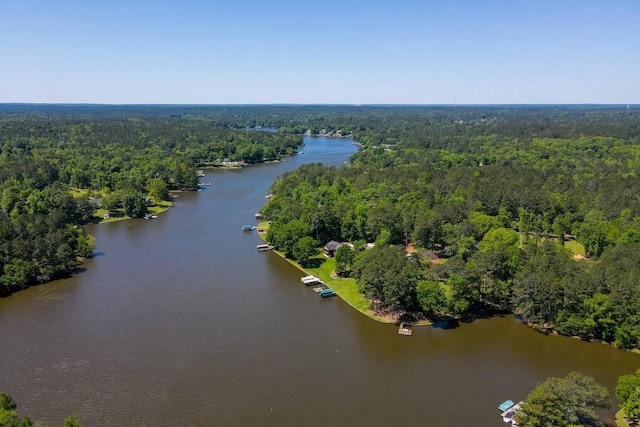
[1,137,639,427]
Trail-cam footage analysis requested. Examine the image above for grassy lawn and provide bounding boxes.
[616,409,630,427]
[93,200,173,223]
[94,208,127,223]
[565,239,586,257]
[69,187,90,199]
[148,200,173,215]
[264,246,390,323]
[306,258,386,319]
[257,220,270,233]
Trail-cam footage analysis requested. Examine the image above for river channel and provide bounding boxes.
[1,136,639,426]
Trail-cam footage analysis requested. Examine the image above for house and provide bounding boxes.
[323,240,343,257]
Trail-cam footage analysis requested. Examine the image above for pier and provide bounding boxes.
[398,323,413,336]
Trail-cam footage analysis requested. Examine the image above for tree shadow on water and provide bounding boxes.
[432,318,461,329]
[432,306,510,330]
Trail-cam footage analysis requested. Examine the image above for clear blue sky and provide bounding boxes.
[2,0,638,104]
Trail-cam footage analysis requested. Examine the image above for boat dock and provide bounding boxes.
[318,288,336,298]
[301,275,323,286]
[498,400,522,425]
[302,277,336,298]
[398,323,413,336]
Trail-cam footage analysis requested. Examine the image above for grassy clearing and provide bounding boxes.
[69,188,89,199]
[94,208,126,223]
[93,200,173,223]
[257,220,270,233]
[565,239,586,257]
[148,200,173,215]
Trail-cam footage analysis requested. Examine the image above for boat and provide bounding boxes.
[301,276,322,286]
[318,288,336,298]
[498,400,514,412]
[498,400,522,425]
[256,244,273,251]
[242,225,253,231]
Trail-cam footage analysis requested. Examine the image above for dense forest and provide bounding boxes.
[0,107,301,295]
[256,105,640,350]
[3,104,640,352]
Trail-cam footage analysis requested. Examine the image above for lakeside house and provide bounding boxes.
[323,240,344,257]
[89,197,102,208]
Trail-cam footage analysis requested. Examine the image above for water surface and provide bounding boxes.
[0,136,638,426]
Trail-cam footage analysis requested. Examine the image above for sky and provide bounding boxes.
[1,0,639,104]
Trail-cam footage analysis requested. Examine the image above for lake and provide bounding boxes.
[0,136,638,426]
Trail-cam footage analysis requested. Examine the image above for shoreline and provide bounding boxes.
[94,199,174,224]
[255,228,640,348]
[256,223,423,325]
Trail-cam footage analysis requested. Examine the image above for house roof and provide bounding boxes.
[324,240,342,251]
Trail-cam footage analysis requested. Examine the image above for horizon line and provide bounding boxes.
[0,102,637,107]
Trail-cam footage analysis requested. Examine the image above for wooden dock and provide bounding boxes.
[398,323,413,336]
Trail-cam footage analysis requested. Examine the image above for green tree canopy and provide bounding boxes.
[334,244,355,276]
[416,280,447,317]
[617,369,640,426]
[352,245,419,312]
[0,391,31,427]
[292,236,319,267]
[515,371,611,427]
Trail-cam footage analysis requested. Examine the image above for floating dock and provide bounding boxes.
[318,288,336,298]
[499,400,522,425]
[301,275,323,286]
[398,323,413,336]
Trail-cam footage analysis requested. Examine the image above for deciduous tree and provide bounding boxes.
[515,372,610,427]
